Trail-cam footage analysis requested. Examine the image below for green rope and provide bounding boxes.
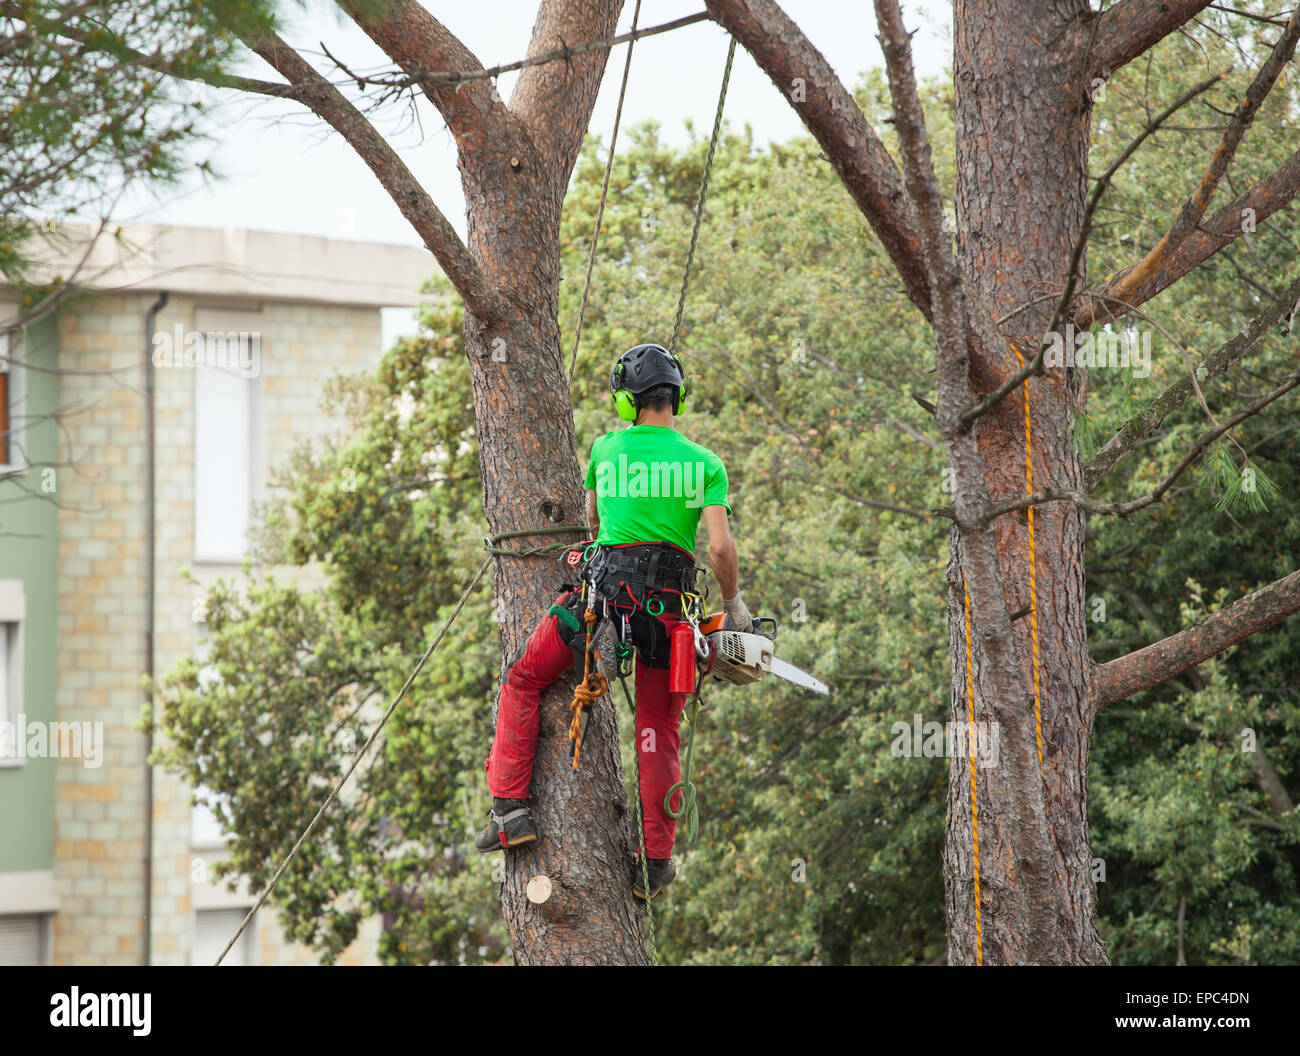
[483,523,590,557]
[668,35,737,356]
[665,694,703,846]
[567,0,643,386]
[615,669,659,967]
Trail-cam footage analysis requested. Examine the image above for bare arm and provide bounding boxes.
[702,504,739,600]
[585,488,599,539]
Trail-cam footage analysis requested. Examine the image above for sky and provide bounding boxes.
[116,1,953,248]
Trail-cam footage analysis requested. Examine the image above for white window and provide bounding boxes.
[193,907,256,966]
[194,313,261,562]
[0,914,48,966]
[0,327,26,474]
[0,580,25,767]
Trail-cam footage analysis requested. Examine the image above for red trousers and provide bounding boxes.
[485,596,690,859]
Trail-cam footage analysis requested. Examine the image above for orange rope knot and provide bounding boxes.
[568,670,609,771]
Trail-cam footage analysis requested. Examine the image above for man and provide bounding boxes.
[475,342,752,900]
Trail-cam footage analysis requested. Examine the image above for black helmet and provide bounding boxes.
[609,343,688,419]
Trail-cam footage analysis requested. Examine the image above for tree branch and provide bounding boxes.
[1094,568,1300,708]
[322,12,708,91]
[337,0,519,163]
[0,0,303,98]
[1091,6,1300,320]
[1085,272,1300,489]
[1078,146,1300,328]
[705,0,932,319]
[1091,0,1215,77]
[510,0,624,185]
[241,28,504,321]
[986,366,1300,522]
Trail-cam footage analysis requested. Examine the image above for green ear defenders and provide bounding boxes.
[609,343,688,421]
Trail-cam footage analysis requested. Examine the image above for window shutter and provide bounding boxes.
[0,914,43,965]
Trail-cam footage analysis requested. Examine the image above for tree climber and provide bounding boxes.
[475,342,750,900]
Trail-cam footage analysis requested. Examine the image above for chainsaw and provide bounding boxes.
[695,613,829,695]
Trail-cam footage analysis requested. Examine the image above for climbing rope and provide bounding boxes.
[568,608,610,770]
[664,672,706,845]
[668,36,737,355]
[483,523,591,557]
[615,658,660,966]
[210,27,741,952]
[214,552,492,965]
[214,522,587,964]
[955,340,1048,967]
[959,577,984,967]
[567,0,643,385]
[1009,342,1046,774]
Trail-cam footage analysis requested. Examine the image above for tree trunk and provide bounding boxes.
[943,0,1106,965]
[459,49,649,964]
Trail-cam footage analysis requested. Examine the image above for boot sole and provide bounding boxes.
[474,832,538,854]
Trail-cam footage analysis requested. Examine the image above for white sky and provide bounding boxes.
[116,1,952,248]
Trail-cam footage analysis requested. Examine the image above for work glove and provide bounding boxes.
[721,591,753,633]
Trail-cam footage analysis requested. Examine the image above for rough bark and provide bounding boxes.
[1090,0,1214,77]
[934,0,1102,965]
[452,0,654,965]
[342,0,646,964]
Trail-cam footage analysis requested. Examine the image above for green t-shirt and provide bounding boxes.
[583,424,730,554]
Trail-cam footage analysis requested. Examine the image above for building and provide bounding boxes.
[0,223,432,964]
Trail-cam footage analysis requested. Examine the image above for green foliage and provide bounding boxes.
[153,12,1300,965]
[1080,13,1300,963]
[0,0,280,312]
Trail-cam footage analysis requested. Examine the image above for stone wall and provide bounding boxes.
[53,290,385,965]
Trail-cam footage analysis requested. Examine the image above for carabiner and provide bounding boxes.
[693,623,710,660]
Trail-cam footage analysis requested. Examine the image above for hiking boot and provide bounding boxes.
[474,798,538,853]
[632,857,676,900]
